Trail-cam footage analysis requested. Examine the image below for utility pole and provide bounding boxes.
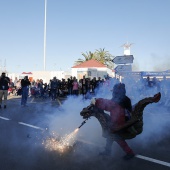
[43,0,47,71]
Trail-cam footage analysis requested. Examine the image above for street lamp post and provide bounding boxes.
[43,0,47,71]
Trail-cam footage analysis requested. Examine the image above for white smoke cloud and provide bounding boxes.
[42,78,170,161]
[46,96,105,145]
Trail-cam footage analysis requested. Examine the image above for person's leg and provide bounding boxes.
[103,136,113,155]
[116,140,134,154]
[99,137,113,156]
[51,89,54,100]
[21,91,24,105]
[73,90,75,96]
[0,90,3,108]
[68,87,71,95]
[100,131,135,159]
[76,90,79,95]
[3,90,8,108]
[23,89,26,105]
[21,87,26,106]
[71,87,73,95]
[54,89,57,99]
[116,139,135,160]
[25,89,29,105]
[96,111,114,156]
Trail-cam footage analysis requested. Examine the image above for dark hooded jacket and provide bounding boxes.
[0,75,10,90]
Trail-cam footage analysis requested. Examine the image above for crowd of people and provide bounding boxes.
[0,72,170,108]
[29,75,110,100]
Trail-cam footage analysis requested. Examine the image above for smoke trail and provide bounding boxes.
[43,78,170,162]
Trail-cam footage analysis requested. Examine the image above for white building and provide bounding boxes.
[72,59,114,79]
[7,60,115,82]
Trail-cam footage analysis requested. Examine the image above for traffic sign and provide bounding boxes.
[113,55,134,64]
[115,65,132,73]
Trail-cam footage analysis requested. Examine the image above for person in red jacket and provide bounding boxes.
[92,83,134,160]
[91,83,161,160]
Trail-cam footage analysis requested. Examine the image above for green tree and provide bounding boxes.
[74,51,97,66]
[74,48,114,69]
[95,48,114,69]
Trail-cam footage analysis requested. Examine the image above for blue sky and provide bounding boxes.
[0,0,170,73]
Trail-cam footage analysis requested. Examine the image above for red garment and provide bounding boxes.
[95,98,134,155]
[72,81,79,90]
[95,98,126,130]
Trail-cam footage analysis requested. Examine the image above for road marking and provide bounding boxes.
[136,154,170,167]
[1,113,170,168]
[18,122,44,131]
[0,116,45,131]
[0,116,10,120]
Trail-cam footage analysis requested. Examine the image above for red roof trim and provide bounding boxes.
[72,59,107,68]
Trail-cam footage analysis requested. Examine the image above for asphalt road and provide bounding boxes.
[0,95,170,170]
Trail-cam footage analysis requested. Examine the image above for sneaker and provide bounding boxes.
[123,153,135,160]
[4,105,6,109]
[152,92,161,103]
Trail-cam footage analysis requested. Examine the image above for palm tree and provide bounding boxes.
[74,48,114,69]
[74,51,97,66]
[95,48,114,69]
[82,51,96,60]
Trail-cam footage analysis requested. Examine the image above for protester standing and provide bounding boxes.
[21,76,31,106]
[81,76,87,97]
[72,79,79,95]
[0,72,10,109]
[67,77,73,95]
[50,77,59,100]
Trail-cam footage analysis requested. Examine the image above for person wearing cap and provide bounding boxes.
[0,72,10,108]
[21,76,31,106]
